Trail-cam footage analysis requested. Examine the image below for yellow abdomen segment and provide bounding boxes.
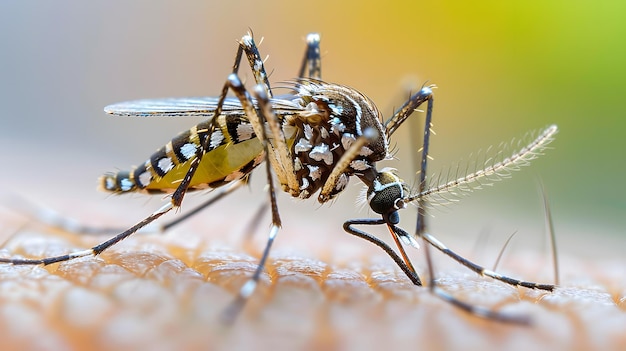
[147,138,263,191]
[100,118,264,194]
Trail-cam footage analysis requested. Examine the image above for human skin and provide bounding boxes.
[0,205,624,351]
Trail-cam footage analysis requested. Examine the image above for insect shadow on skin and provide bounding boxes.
[1,31,558,325]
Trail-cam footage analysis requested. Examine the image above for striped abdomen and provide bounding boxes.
[100,115,264,194]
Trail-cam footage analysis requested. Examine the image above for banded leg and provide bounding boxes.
[422,233,555,291]
[385,86,435,137]
[298,33,321,79]
[238,35,300,196]
[219,75,284,323]
[221,61,353,321]
[240,32,324,198]
[0,202,173,266]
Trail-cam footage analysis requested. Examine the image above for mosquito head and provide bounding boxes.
[366,168,408,224]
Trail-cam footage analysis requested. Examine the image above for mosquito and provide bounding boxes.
[1,31,558,324]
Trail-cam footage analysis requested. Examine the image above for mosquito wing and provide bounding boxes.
[104,97,245,117]
[104,95,303,117]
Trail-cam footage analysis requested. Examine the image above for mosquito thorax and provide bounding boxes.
[366,169,408,222]
[287,80,389,201]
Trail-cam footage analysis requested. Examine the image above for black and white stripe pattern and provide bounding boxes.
[100,116,259,194]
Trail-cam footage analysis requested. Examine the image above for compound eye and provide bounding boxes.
[368,182,403,215]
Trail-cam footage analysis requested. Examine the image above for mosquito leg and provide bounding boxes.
[421,233,555,291]
[0,202,173,265]
[238,33,272,97]
[421,231,531,324]
[405,90,542,323]
[429,283,531,324]
[298,33,321,79]
[415,94,434,234]
[219,74,285,323]
[240,33,325,197]
[235,35,302,196]
[237,32,325,198]
[343,219,422,286]
[342,220,534,324]
[409,90,484,309]
[211,31,272,109]
[404,94,554,292]
[384,86,434,137]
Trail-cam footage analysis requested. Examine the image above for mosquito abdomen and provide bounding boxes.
[100,117,264,194]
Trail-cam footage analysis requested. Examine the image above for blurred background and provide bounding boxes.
[0,1,624,261]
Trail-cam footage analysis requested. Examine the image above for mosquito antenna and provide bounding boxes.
[407,125,558,204]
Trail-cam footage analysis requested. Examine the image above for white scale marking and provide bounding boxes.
[344,95,362,135]
[341,134,356,150]
[359,146,374,157]
[300,177,310,191]
[68,249,96,260]
[294,138,312,153]
[309,144,333,165]
[423,233,447,250]
[158,158,174,173]
[399,235,420,249]
[180,143,197,160]
[294,158,303,171]
[236,123,254,141]
[303,124,313,140]
[328,103,343,115]
[138,172,152,187]
[482,269,502,279]
[120,178,133,191]
[210,129,225,149]
[304,102,319,115]
[330,117,346,135]
[307,165,322,181]
[320,127,329,139]
[349,159,370,171]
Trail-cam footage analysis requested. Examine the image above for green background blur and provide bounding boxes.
[0,1,624,256]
